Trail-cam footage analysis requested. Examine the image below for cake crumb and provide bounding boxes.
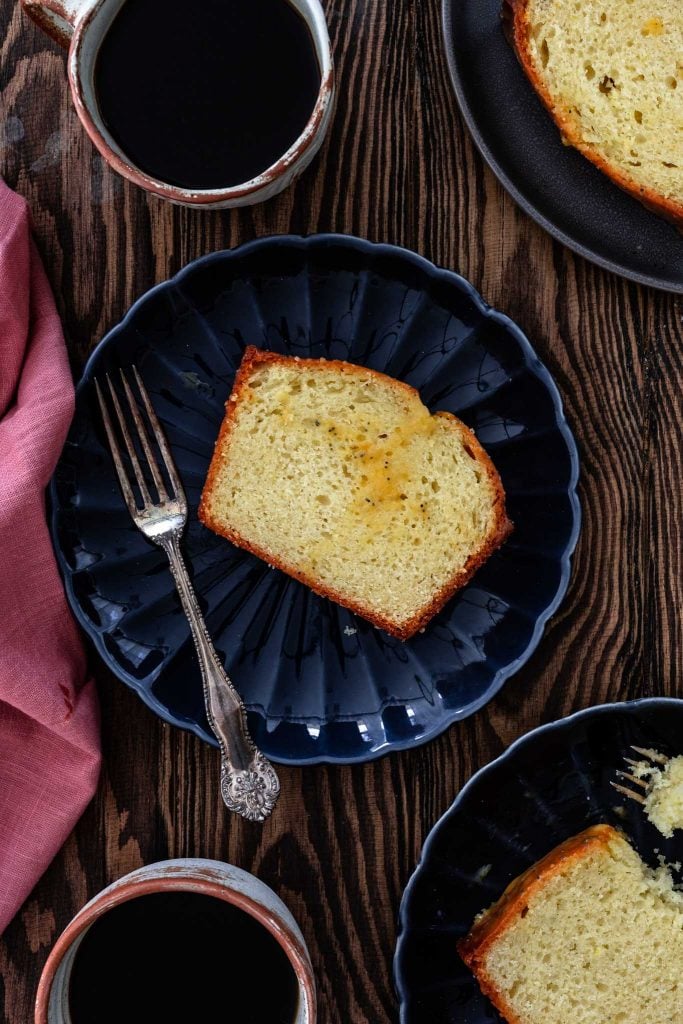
[474,863,492,883]
[632,754,683,839]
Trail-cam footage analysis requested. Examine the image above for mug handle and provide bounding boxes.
[21,0,98,49]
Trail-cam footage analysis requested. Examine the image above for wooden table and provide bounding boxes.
[1,1,682,1020]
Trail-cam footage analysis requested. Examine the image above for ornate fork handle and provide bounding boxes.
[159,532,280,822]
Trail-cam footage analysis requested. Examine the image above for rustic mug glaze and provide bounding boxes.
[35,859,316,1023]
[22,0,334,207]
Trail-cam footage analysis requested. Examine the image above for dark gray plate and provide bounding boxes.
[442,0,683,293]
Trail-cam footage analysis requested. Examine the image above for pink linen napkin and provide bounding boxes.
[0,180,101,932]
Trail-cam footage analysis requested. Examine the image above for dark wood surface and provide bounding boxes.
[1,1,683,1021]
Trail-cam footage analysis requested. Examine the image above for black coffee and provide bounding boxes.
[68,891,300,1024]
[94,0,322,190]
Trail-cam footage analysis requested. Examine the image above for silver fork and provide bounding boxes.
[96,367,280,823]
[610,746,668,805]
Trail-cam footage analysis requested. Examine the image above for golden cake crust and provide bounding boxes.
[457,824,620,1024]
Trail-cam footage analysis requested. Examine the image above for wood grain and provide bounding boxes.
[1,0,683,1021]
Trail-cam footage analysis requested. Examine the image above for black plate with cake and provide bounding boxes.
[442,0,683,292]
[395,698,683,1023]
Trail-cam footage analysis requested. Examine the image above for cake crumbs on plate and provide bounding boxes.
[632,754,683,839]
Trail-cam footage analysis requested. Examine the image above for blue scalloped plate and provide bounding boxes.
[50,235,580,765]
[395,698,683,1022]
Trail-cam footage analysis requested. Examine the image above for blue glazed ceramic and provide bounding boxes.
[50,235,580,765]
[395,698,683,1023]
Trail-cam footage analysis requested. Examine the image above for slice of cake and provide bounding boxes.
[504,0,683,225]
[199,347,511,640]
[459,824,683,1024]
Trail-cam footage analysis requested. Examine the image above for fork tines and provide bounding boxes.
[95,367,185,514]
[630,745,668,766]
[610,780,647,805]
[610,769,649,806]
[610,746,669,806]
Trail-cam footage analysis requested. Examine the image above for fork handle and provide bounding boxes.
[159,533,280,823]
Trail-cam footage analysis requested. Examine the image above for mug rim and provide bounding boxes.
[34,860,316,1024]
[65,0,335,205]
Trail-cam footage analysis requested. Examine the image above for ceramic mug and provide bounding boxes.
[22,0,335,208]
[35,858,316,1023]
